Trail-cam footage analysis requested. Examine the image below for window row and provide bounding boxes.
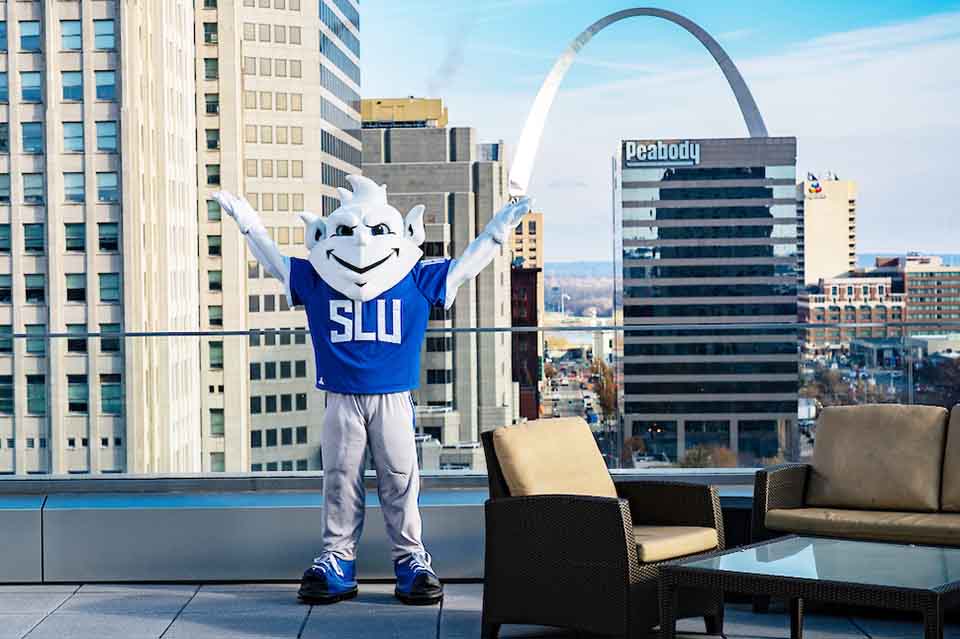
[0,272,120,305]
[251,426,308,448]
[0,373,122,415]
[0,19,115,53]
[248,293,291,313]
[250,393,308,414]
[321,97,360,140]
[242,22,302,45]
[0,436,47,450]
[248,327,308,347]
[320,1,359,57]
[251,460,309,472]
[320,65,360,112]
[242,56,303,79]
[0,222,118,254]
[319,32,359,85]
[0,121,118,154]
[241,193,306,213]
[243,124,304,145]
[244,159,304,179]
[243,90,303,111]
[0,70,117,103]
[327,0,359,30]
[67,435,123,449]
[241,0,302,10]
[321,130,361,168]
[0,172,119,205]
[250,360,308,381]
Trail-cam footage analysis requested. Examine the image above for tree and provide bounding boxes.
[590,359,617,420]
[544,362,558,380]
[679,445,738,468]
[621,435,646,465]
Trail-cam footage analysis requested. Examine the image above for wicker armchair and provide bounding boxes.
[480,419,725,639]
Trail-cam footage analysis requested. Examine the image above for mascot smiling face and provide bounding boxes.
[298,175,426,301]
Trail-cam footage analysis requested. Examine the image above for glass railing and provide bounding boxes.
[0,321,957,476]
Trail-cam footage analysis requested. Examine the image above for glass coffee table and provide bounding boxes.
[660,535,960,639]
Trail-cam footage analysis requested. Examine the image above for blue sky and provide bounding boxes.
[360,0,960,261]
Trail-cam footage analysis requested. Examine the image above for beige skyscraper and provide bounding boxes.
[797,174,857,287]
[195,0,361,472]
[0,1,201,475]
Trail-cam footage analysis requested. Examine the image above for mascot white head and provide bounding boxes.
[297,175,426,302]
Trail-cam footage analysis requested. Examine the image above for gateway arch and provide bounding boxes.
[509,7,768,196]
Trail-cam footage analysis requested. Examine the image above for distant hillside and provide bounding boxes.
[858,254,960,268]
[544,262,615,317]
[545,261,616,279]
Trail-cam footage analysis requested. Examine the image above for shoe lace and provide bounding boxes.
[312,552,344,578]
[406,551,433,574]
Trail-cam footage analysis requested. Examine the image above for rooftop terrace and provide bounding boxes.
[2,583,953,639]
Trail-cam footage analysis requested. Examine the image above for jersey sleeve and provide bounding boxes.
[287,257,316,307]
[414,258,453,307]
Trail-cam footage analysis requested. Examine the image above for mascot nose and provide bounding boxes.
[357,227,371,246]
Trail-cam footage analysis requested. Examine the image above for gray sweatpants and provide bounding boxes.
[321,391,424,561]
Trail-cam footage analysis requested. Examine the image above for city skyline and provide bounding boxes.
[361,0,959,261]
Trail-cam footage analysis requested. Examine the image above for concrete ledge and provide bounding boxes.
[0,496,44,583]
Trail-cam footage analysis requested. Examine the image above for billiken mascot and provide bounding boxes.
[215,176,530,606]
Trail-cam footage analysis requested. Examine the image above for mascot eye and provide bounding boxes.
[335,225,354,237]
[370,223,392,236]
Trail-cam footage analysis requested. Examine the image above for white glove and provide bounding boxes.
[213,191,264,235]
[483,196,532,244]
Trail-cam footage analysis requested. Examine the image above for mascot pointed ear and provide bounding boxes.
[404,205,426,246]
[298,211,327,250]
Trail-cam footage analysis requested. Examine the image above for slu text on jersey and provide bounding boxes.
[329,299,402,344]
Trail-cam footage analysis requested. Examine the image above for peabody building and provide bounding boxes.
[614,137,800,465]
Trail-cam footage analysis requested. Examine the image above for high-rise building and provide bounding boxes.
[361,98,518,459]
[195,0,361,472]
[0,1,201,475]
[796,174,856,288]
[614,137,799,466]
[510,212,545,422]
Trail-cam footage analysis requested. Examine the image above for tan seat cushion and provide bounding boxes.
[633,526,719,563]
[766,508,960,546]
[806,404,949,512]
[492,418,617,498]
[940,406,960,512]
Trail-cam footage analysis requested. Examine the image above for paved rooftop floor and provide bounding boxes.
[0,583,956,638]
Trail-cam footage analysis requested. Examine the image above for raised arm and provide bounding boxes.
[213,191,292,286]
[444,196,531,309]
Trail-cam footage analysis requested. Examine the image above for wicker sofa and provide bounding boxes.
[753,404,960,547]
[480,417,725,639]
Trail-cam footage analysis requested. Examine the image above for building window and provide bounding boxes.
[251,430,262,448]
[96,121,117,151]
[280,361,291,378]
[22,122,43,153]
[205,129,220,150]
[266,429,278,447]
[98,272,120,302]
[66,273,86,302]
[97,172,119,202]
[25,324,45,355]
[62,71,83,101]
[281,395,292,412]
[0,22,6,52]
[204,58,219,80]
[61,20,81,50]
[67,324,87,353]
[0,176,8,204]
[203,22,218,45]
[250,396,262,414]
[94,20,116,50]
[100,323,121,353]
[209,341,223,369]
[100,374,122,414]
[26,375,45,415]
[209,305,223,327]
[295,393,307,411]
[296,426,307,444]
[0,326,12,353]
[208,270,222,291]
[281,427,292,445]
[264,362,276,379]
[0,73,7,102]
[0,226,8,253]
[248,295,260,313]
[0,123,7,153]
[210,408,225,436]
[67,375,88,413]
[98,223,119,251]
[207,235,221,256]
[23,223,44,252]
[205,93,219,115]
[204,0,218,8]
[207,199,221,221]
[207,165,221,186]
[21,71,42,102]
[265,396,277,413]
[23,273,47,304]
[64,173,85,202]
[95,71,116,100]
[63,123,84,153]
[23,174,43,204]
[65,223,85,251]
[0,376,12,414]
[20,21,41,52]
[295,360,307,377]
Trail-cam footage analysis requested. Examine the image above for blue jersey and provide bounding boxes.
[288,257,452,394]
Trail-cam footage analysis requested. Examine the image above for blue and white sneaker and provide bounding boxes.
[394,551,443,605]
[298,553,358,604]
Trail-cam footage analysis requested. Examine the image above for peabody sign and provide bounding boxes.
[623,140,701,168]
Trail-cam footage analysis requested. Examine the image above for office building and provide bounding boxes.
[510,265,542,421]
[195,0,361,472]
[614,137,800,466]
[0,1,200,475]
[902,255,960,332]
[796,174,856,287]
[799,275,905,353]
[361,98,518,460]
